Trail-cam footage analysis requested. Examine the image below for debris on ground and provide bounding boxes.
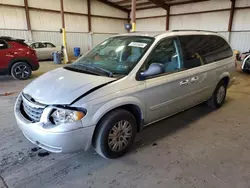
[38,151,50,157]
[0,91,18,97]
[31,147,41,152]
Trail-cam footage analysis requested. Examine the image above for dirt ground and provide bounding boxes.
[1,62,250,188]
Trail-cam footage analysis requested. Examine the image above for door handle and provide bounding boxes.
[180,80,189,86]
[191,76,199,83]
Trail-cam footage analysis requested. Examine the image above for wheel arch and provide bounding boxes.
[219,72,230,87]
[92,97,145,134]
[8,58,32,74]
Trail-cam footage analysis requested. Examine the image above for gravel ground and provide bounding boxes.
[1,65,250,188]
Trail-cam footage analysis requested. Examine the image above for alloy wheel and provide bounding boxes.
[15,64,30,79]
[216,86,226,104]
[108,120,132,152]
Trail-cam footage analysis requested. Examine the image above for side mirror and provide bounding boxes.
[140,63,164,80]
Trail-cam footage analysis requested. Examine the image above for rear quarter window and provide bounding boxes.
[179,35,233,65]
[0,40,8,49]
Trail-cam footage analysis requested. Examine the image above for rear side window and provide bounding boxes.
[145,37,183,74]
[179,35,233,66]
[44,42,55,48]
[31,42,45,49]
[0,40,8,49]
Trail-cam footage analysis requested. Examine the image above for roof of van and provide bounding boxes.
[113,30,220,38]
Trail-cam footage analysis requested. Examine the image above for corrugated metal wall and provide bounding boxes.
[231,0,250,51]
[0,29,29,39]
[91,0,127,18]
[137,18,166,32]
[171,1,231,13]
[0,0,127,56]
[136,8,166,32]
[64,0,87,14]
[170,11,230,31]
[230,32,250,52]
[92,18,126,33]
[0,0,23,6]
[65,14,88,32]
[0,6,27,29]
[32,31,61,45]
[170,1,230,31]
[1,0,249,53]
[134,0,250,53]
[28,0,60,10]
[66,33,89,54]
[29,10,61,31]
[92,33,114,46]
[236,0,250,7]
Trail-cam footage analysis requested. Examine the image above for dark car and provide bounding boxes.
[0,37,39,80]
[242,54,250,73]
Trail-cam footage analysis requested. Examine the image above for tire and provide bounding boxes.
[243,69,250,74]
[93,109,137,159]
[207,80,227,109]
[11,62,32,80]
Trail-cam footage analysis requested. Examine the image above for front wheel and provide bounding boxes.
[93,109,137,159]
[11,62,32,80]
[207,80,227,109]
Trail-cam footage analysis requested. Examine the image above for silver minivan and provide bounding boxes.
[14,31,235,159]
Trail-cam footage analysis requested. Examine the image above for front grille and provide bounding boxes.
[21,94,45,122]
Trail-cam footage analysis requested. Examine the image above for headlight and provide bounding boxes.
[51,108,85,125]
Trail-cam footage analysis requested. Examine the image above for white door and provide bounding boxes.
[43,42,57,59]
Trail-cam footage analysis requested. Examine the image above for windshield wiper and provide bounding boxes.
[70,64,113,77]
[64,65,99,76]
[88,64,113,77]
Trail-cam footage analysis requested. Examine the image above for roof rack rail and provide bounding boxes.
[172,30,217,33]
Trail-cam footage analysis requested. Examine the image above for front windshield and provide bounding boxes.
[68,36,154,77]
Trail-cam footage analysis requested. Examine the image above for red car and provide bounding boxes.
[0,37,39,80]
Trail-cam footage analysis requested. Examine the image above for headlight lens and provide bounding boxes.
[51,108,85,125]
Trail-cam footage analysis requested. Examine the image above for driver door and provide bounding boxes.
[143,37,194,124]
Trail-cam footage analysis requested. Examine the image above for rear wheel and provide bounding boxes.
[93,109,137,159]
[243,69,250,73]
[207,80,227,109]
[11,62,32,80]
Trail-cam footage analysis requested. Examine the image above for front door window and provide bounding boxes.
[143,37,183,77]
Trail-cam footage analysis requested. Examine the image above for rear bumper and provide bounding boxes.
[0,68,8,75]
[29,55,40,71]
[31,61,39,71]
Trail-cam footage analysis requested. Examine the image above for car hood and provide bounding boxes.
[23,68,116,105]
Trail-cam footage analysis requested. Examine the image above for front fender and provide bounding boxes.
[92,96,145,125]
